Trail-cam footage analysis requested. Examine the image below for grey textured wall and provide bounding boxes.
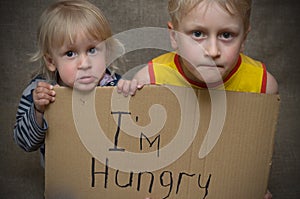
[0,0,299,198]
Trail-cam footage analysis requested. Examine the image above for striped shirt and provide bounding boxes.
[13,70,120,162]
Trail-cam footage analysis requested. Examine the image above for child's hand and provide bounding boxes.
[117,79,144,96]
[117,65,150,96]
[33,81,56,113]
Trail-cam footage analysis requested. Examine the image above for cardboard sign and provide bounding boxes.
[45,86,280,199]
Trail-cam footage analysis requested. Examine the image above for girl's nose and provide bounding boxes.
[77,54,91,69]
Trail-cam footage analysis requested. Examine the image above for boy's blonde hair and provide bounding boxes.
[168,0,252,31]
[31,0,119,81]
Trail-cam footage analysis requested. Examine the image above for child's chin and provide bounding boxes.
[195,71,224,85]
[73,83,97,92]
[204,76,223,84]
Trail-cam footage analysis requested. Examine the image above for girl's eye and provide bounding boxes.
[65,51,76,57]
[88,47,97,54]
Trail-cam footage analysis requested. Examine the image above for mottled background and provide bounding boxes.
[0,0,299,198]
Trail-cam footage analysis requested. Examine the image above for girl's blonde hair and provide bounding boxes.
[31,0,120,81]
[168,0,252,31]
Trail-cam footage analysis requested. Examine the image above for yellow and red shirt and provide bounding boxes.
[148,52,267,93]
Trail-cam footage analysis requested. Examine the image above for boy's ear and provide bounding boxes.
[43,54,56,72]
[168,21,178,50]
[240,25,251,52]
[167,21,173,29]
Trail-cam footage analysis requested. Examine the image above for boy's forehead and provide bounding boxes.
[177,1,244,31]
[190,1,236,16]
[172,0,251,30]
[188,1,236,17]
[174,0,240,20]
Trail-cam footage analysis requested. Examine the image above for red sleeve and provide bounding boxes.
[148,61,156,84]
[260,63,267,93]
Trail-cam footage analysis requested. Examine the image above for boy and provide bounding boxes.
[118,0,276,198]
[118,0,278,95]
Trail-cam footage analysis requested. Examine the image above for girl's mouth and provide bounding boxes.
[77,76,97,84]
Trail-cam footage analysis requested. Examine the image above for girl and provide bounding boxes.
[13,0,121,163]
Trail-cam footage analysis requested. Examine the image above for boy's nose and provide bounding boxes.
[204,39,220,58]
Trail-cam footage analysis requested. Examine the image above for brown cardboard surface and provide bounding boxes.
[45,86,280,199]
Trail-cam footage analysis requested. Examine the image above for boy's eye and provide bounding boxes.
[192,31,204,38]
[220,32,233,40]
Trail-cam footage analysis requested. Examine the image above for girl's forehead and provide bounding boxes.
[56,28,102,44]
[73,34,103,45]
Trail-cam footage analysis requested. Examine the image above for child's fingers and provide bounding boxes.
[33,82,57,112]
[34,87,55,102]
[117,79,125,93]
[35,82,56,97]
[117,79,142,96]
[137,79,147,89]
[35,98,52,106]
[35,87,55,97]
[37,81,54,90]
[121,80,131,97]
[117,79,132,97]
[35,91,55,102]
[129,79,138,96]
[33,91,55,105]
[33,93,56,113]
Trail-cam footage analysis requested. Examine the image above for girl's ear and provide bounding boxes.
[240,26,251,53]
[168,21,179,50]
[43,54,56,72]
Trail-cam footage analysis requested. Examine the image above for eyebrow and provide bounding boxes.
[185,22,241,32]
